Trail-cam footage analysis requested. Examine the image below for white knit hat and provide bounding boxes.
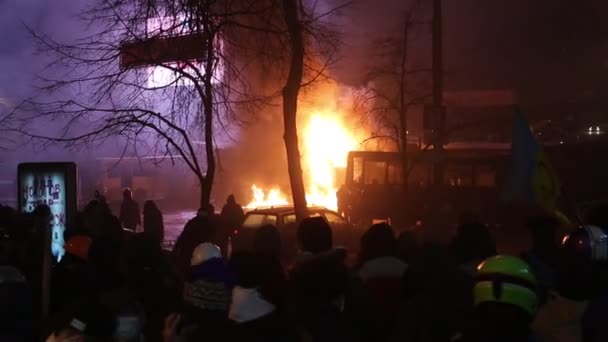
[191,243,222,266]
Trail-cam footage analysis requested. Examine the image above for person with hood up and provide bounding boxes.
[227,249,299,342]
[178,242,235,341]
[356,223,407,341]
[221,194,245,231]
[290,216,372,342]
[119,188,141,231]
[143,200,164,246]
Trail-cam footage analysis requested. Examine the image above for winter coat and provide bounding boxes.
[392,247,475,342]
[290,249,373,342]
[357,256,407,341]
[220,202,245,230]
[143,208,164,244]
[120,199,141,230]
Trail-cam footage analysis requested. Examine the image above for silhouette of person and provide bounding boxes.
[220,195,245,231]
[119,188,140,231]
[143,200,164,245]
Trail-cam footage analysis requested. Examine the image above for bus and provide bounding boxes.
[337,144,511,226]
[337,140,608,226]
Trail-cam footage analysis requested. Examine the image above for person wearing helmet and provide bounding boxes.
[555,225,608,342]
[528,225,608,342]
[454,255,540,342]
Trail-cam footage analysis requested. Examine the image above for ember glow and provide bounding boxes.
[246,91,362,211]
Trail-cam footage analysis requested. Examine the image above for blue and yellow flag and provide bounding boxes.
[503,109,561,213]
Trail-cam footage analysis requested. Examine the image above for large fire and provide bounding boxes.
[245,88,362,211]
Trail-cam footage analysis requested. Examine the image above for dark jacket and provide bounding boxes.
[290,249,372,342]
[143,208,164,244]
[221,202,245,230]
[119,199,140,230]
[357,256,407,341]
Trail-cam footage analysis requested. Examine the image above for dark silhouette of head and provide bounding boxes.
[526,215,559,250]
[453,222,496,265]
[33,204,52,231]
[102,215,124,243]
[585,203,608,233]
[230,250,262,288]
[88,236,123,290]
[122,188,132,200]
[0,205,15,231]
[143,200,158,214]
[359,223,397,265]
[397,230,419,262]
[254,224,281,258]
[227,195,236,205]
[297,217,333,254]
[122,234,164,287]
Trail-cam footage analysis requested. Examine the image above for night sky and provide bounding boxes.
[0,0,607,106]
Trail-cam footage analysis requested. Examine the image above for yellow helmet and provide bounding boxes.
[474,255,538,315]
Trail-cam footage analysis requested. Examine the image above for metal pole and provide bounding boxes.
[432,0,444,186]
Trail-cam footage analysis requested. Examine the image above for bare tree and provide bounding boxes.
[280,0,307,221]
[15,0,259,209]
[278,0,346,221]
[355,1,430,191]
[13,0,344,212]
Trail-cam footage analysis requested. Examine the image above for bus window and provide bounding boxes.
[444,164,473,187]
[387,162,403,184]
[353,156,363,184]
[475,165,496,187]
[408,163,431,186]
[364,161,387,184]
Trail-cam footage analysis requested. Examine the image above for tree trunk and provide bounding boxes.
[201,97,215,210]
[281,0,308,222]
[200,19,216,211]
[399,18,410,222]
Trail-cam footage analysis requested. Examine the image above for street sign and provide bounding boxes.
[120,33,206,69]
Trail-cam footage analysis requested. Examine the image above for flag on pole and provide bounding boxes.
[502,109,562,214]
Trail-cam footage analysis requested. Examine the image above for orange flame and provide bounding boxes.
[245,185,289,209]
[246,82,363,211]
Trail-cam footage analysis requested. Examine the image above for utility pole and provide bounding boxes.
[432,0,445,187]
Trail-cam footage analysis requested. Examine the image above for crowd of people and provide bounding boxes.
[2,191,608,342]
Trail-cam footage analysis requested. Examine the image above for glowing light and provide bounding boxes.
[301,113,358,210]
[245,185,289,209]
[245,82,365,211]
